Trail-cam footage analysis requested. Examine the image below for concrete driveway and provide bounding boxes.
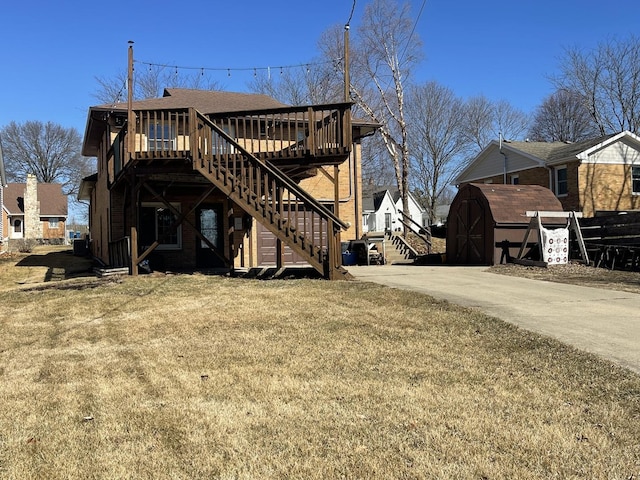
[347,264,640,375]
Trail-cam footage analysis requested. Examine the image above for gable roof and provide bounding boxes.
[3,183,68,216]
[454,132,637,184]
[99,88,292,115]
[361,185,426,214]
[464,183,564,225]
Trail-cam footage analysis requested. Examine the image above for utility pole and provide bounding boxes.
[127,41,135,157]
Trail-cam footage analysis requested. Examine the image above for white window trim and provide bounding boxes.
[141,202,182,250]
[555,165,568,198]
[632,166,640,195]
[511,174,519,185]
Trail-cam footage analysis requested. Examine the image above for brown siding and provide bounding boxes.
[41,218,66,240]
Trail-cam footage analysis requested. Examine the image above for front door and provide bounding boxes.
[11,218,23,239]
[385,213,392,232]
[196,205,224,268]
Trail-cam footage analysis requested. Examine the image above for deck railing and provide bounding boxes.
[117,103,351,165]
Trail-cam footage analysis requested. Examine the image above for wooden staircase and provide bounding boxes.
[190,111,350,280]
[385,232,419,264]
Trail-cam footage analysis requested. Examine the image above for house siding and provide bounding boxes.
[578,162,640,216]
[584,137,640,165]
[459,146,543,182]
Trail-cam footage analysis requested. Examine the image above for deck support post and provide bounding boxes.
[130,226,138,276]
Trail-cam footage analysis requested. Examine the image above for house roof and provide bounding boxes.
[99,88,292,115]
[361,185,426,214]
[2,183,68,217]
[467,183,564,225]
[454,132,632,184]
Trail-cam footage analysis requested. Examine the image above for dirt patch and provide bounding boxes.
[489,262,640,295]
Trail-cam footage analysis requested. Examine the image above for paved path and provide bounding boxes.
[347,264,640,375]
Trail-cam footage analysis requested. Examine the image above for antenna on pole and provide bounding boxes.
[127,41,135,156]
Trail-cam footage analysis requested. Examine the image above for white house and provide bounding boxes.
[362,186,426,234]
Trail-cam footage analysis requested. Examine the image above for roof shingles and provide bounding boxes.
[3,183,67,216]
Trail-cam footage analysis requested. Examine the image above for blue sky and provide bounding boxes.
[1,0,639,141]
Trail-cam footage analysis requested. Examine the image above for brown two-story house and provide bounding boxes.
[79,88,378,279]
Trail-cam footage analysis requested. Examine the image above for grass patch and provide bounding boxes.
[0,253,639,478]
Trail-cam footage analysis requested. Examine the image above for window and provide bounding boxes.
[147,122,175,151]
[385,213,392,231]
[140,203,181,250]
[49,217,59,228]
[14,219,22,233]
[555,166,568,196]
[633,166,640,194]
[511,175,519,185]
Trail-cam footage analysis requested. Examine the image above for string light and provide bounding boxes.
[134,58,337,79]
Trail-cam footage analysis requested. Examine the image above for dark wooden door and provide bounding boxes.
[452,198,486,264]
[196,205,224,268]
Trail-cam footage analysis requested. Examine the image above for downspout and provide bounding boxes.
[499,132,507,183]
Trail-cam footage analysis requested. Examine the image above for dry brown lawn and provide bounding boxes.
[1,247,639,478]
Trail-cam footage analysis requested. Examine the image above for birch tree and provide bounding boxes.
[347,0,423,232]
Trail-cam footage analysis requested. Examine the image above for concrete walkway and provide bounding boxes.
[346,264,640,375]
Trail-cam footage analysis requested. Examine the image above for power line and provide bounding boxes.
[346,0,356,26]
[400,0,428,64]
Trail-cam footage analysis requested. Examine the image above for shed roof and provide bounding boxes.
[3,183,68,216]
[469,183,564,225]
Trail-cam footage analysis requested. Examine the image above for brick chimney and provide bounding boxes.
[23,174,42,240]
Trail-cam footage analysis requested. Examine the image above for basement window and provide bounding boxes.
[140,203,181,250]
[633,166,640,195]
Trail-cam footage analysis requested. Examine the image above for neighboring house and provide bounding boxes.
[454,131,640,217]
[362,186,426,234]
[79,88,378,279]
[2,174,68,244]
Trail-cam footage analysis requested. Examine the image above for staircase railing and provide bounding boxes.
[190,109,349,279]
[398,210,432,254]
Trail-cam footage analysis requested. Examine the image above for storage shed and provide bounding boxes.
[446,183,565,265]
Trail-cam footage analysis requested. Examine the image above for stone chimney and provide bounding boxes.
[23,174,42,240]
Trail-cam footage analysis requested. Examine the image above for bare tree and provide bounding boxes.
[463,95,530,150]
[249,57,343,106]
[346,0,423,232]
[0,121,94,213]
[94,64,222,104]
[407,82,470,223]
[528,89,599,142]
[554,36,640,134]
